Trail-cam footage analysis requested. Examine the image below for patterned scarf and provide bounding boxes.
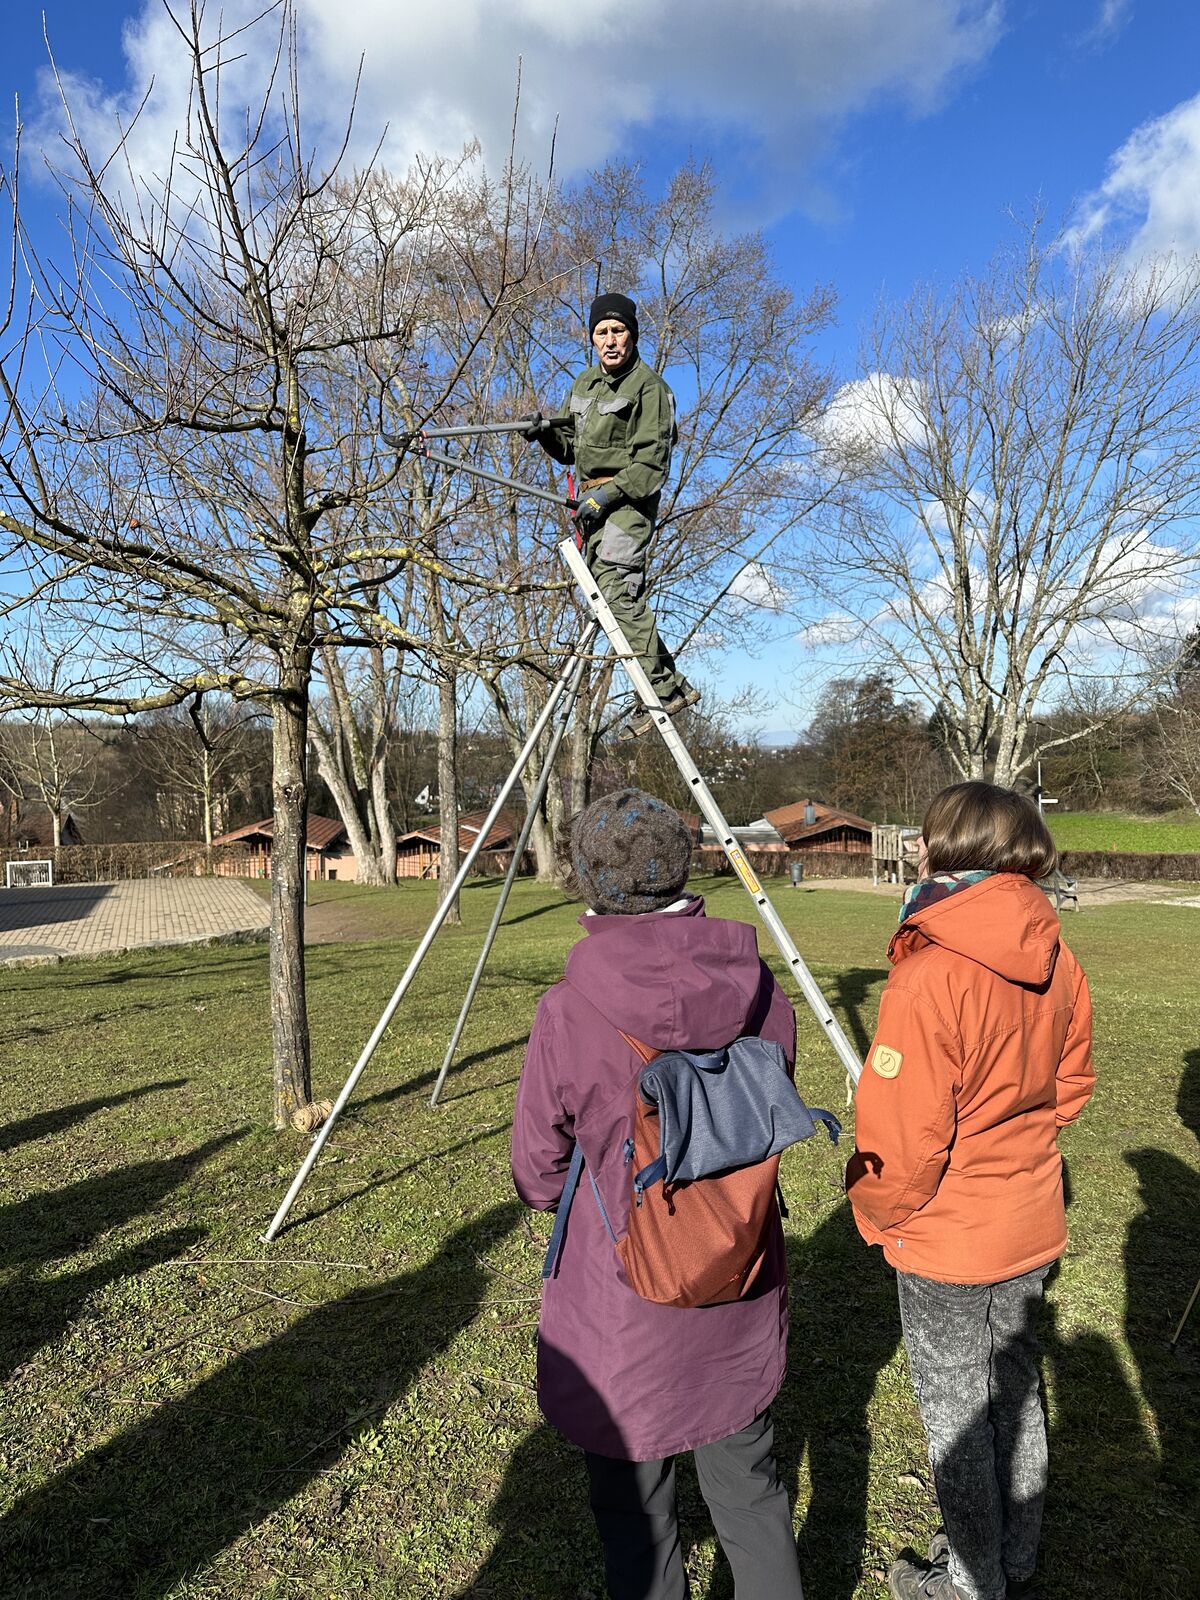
[898,869,994,926]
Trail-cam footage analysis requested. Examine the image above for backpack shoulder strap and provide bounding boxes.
[541,1143,585,1281]
[617,1028,660,1065]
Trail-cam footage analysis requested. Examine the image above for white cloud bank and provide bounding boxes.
[1072,91,1200,262]
[36,0,1003,194]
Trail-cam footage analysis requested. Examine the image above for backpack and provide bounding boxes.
[542,1022,840,1309]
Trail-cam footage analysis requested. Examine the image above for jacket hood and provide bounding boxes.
[888,873,1060,987]
[562,896,766,1050]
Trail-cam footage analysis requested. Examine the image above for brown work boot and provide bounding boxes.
[616,682,700,742]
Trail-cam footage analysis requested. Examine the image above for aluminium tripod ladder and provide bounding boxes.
[263,536,863,1245]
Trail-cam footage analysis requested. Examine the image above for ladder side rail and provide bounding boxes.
[262,620,601,1241]
[429,633,595,1107]
[557,540,863,1086]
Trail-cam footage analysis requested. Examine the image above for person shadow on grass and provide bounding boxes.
[0,1200,522,1600]
[1121,1047,1200,1505]
[458,1200,902,1600]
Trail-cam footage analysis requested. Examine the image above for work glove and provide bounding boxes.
[574,481,620,535]
[518,410,548,441]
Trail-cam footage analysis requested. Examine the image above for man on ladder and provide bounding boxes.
[522,293,700,740]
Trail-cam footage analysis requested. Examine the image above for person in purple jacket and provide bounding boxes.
[512,788,806,1600]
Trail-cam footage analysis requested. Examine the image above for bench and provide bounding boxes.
[1039,868,1078,913]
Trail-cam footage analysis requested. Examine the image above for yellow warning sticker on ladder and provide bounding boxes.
[725,846,762,896]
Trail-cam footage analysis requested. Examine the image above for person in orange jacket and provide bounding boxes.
[846,782,1094,1600]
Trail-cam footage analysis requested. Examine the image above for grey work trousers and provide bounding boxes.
[586,533,682,700]
[896,1264,1051,1600]
[583,1409,804,1600]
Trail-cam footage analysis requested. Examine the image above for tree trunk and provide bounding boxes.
[270,673,313,1130]
[201,748,214,847]
[527,803,556,882]
[309,723,392,886]
[437,672,461,925]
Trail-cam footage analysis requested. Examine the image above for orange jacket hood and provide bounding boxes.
[889,873,1060,988]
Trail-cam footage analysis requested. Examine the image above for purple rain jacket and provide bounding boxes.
[511,896,797,1461]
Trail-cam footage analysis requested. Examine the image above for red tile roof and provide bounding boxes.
[763,799,875,844]
[212,814,348,851]
[396,808,521,852]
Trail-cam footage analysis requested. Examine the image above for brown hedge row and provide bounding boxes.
[0,841,254,884]
[696,848,873,880]
[1057,850,1200,881]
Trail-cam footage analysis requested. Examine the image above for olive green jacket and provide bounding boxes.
[540,356,677,507]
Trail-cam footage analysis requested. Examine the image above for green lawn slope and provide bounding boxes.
[0,877,1195,1597]
[1047,810,1200,854]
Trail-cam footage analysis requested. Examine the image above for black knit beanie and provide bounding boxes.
[588,292,639,343]
[571,788,692,915]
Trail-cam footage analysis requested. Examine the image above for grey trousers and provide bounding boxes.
[586,535,683,700]
[584,1409,804,1600]
[896,1265,1051,1600]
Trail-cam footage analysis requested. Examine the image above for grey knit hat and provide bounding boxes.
[571,788,693,915]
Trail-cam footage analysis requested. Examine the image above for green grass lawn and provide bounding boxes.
[0,877,1196,1599]
[1048,810,1200,853]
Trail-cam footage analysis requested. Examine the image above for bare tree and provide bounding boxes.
[408,160,838,868]
[0,3,531,1125]
[0,711,109,845]
[132,693,261,844]
[1147,632,1200,814]
[813,225,1200,785]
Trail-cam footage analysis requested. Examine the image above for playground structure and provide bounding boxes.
[871,824,920,887]
[263,424,865,1242]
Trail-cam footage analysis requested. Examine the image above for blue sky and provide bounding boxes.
[8,1,1200,736]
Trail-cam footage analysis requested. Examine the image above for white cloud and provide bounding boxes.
[1070,92,1200,262]
[816,372,931,462]
[728,561,790,612]
[34,0,1003,200]
[1078,0,1133,48]
[799,612,862,648]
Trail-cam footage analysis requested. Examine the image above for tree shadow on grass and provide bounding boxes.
[0,1080,189,1153]
[1,1132,245,1378]
[0,1132,245,1274]
[0,1201,522,1600]
[290,1124,514,1234]
[355,1038,527,1112]
[831,969,889,1062]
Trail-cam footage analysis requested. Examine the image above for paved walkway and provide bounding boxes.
[0,879,270,963]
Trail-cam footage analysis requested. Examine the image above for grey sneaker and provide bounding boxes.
[887,1555,968,1600]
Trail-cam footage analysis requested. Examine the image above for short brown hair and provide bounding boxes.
[922,782,1057,879]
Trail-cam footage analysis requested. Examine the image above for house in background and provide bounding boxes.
[696,815,787,857]
[0,799,85,849]
[762,799,874,855]
[212,814,357,880]
[394,809,526,879]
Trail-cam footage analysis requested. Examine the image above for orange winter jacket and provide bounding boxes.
[846,873,1094,1285]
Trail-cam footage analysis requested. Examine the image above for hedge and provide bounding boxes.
[0,841,253,884]
[697,848,873,880]
[1058,850,1200,882]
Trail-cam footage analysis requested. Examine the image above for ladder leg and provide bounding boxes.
[262,621,601,1241]
[429,634,594,1107]
[557,539,863,1086]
